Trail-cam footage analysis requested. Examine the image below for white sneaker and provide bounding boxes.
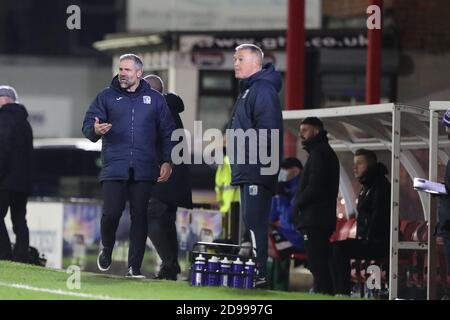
[125,267,146,279]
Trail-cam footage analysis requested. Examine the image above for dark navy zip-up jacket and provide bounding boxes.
[82,76,175,182]
[229,63,283,194]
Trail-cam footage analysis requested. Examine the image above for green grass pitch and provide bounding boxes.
[0,261,353,300]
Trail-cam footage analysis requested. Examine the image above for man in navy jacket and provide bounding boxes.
[82,54,175,278]
[228,44,283,288]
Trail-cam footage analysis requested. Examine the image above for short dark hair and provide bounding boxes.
[355,149,377,167]
[300,117,324,130]
[281,157,303,171]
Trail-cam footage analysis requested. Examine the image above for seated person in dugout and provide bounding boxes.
[269,158,305,255]
[267,158,306,291]
[331,149,391,295]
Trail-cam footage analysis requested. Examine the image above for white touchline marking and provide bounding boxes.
[0,282,126,300]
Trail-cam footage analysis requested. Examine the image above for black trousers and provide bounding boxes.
[331,239,389,295]
[444,236,450,276]
[302,228,334,295]
[0,191,29,262]
[147,197,179,270]
[101,177,153,269]
[240,184,273,278]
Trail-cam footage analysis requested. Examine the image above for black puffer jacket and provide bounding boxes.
[356,163,391,244]
[292,130,340,232]
[0,103,33,193]
[151,93,193,209]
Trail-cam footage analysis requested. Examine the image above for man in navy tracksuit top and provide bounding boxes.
[82,54,175,278]
[229,44,283,288]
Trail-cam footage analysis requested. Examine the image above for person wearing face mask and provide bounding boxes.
[268,158,305,290]
[330,149,390,296]
[271,158,305,253]
[291,117,340,295]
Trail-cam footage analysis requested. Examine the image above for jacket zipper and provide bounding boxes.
[229,93,243,128]
[130,106,135,168]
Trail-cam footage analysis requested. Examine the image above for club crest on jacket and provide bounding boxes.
[143,96,152,105]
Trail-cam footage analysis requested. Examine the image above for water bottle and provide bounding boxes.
[207,256,220,286]
[219,257,232,287]
[191,254,206,286]
[243,259,256,289]
[231,257,244,288]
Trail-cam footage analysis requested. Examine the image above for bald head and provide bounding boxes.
[144,74,164,93]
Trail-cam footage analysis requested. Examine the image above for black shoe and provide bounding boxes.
[255,276,268,289]
[97,249,112,272]
[126,267,146,279]
[153,264,179,281]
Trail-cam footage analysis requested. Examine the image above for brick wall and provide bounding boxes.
[392,0,450,52]
[323,0,394,17]
[323,0,450,52]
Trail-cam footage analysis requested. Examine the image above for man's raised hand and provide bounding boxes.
[94,117,112,136]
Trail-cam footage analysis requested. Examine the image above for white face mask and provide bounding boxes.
[278,169,289,182]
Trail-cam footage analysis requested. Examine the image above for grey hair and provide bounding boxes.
[0,85,18,102]
[119,53,144,70]
[235,44,264,66]
[143,74,164,93]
